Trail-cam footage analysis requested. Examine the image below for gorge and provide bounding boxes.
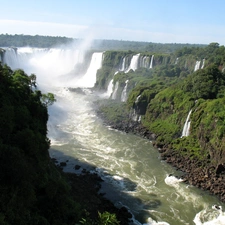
[1,42,225,225]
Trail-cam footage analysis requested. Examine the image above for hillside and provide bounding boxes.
[95,42,225,202]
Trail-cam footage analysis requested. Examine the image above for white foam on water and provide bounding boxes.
[164,175,183,187]
[193,205,225,225]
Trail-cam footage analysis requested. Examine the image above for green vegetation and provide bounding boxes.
[96,43,225,169]
[0,63,125,225]
[0,34,74,48]
[0,34,205,52]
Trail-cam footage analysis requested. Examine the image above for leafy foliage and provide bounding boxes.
[182,64,225,99]
[96,43,225,168]
[0,64,123,225]
[0,34,205,52]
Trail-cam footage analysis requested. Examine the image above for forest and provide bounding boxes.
[0,63,128,225]
[0,34,205,52]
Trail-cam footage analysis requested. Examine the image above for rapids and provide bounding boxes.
[2,46,225,225]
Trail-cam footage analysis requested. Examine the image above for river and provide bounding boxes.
[3,46,225,225]
[47,87,225,225]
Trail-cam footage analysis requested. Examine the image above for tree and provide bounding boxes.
[41,93,56,106]
[29,73,37,88]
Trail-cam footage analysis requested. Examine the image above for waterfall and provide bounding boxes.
[135,94,141,103]
[194,61,201,71]
[76,52,103,88]
[2,47,83,76]
[2,47,103,88]
[175,57,179,65]
[181,110,192,137]
[201,59,205,69]
[119,56,127,71]
[2,47,21,69]
[140,56,150,68]
[121,80,129,102]
[105,79,114,98]
[130,95,142,122]
[150,55,154,69]
[125,53,140,73]
[111,81,119,100]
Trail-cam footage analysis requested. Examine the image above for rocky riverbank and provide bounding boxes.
[51,158,133,225]
[63,171,132,225]
[159,147,225,203]
[96,105,225,204]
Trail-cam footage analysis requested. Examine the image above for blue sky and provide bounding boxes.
[0,0,225,45]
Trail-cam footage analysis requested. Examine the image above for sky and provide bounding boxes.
[0,0,225,45]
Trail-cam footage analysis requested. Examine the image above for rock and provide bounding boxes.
[60,162,67,167]
[74,165,81,170]
[216,164,225,174]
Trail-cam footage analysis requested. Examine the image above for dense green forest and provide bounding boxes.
[0,34,74,48]
[0,34,205,52]
[0,63,126,225]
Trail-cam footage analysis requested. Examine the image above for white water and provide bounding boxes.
[181,110,192,137]
[150,55,154,69]
[120,56,128,71]
[2,47,225,225]
[194,61,201,71]
[135,94,141,103]
[121,80,129,102]
[76,52,103,87]
[111,81,119,100]
[126,53,140,72]
[105,79,114,98]
[201,59,205,69]
[140,56,150,68]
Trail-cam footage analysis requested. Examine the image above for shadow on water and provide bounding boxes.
[49,148,161,224]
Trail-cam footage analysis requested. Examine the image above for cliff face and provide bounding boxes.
[96,43,225,202]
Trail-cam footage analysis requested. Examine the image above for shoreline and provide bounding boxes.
[97,112,225,204]
[52,159,133,225]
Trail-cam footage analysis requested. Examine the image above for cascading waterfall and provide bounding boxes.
[119,56,127,71]
[201,59,205,69]
[150,55,154,69]
[135,95,141,103]
[76,52,103,88]
[1,47,102,88]
[194,60,201,71]
[175,57,179,65]
[121,80,129,102]
[2,47,21,69]
[181,109,192,137]
[130,95,142,121]
[125,53,140,73]
[105,79,114,98]
[111,81,119,100]
[140,55,150,68]
[3,47,84,76]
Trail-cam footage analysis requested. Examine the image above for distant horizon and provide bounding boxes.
[1,0,225,45]
[0,33,211,46]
